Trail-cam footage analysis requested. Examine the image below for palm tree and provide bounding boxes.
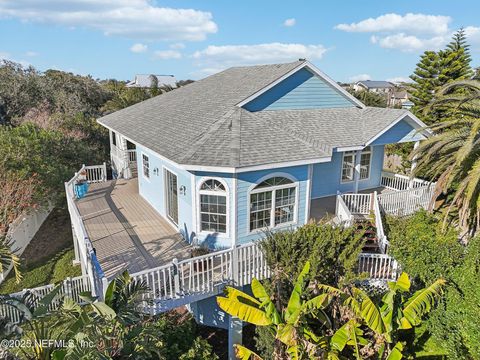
[412,79,480,235]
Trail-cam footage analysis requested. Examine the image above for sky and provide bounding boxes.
[0,0,479,83]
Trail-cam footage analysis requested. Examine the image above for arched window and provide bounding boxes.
[199,179,227,233]
[249,176,297,232]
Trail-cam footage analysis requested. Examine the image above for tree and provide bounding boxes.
[412,80,480,235]
[149,74,160,97]
[217,263,445,360]
[347,88,387,107]
[410,30,473,123]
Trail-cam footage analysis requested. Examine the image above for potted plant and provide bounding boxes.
[190,246,212,271]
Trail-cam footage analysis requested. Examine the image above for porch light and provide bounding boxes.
[179,185,187,195]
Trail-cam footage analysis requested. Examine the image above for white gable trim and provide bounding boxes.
[236,60,365,109]
[365,111,431,146]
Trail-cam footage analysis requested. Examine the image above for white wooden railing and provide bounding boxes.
[64,165,107,296]
[372,191,388,254]
[342,193,372,215]
[335,195,354,226]
[381,171,430,191]
[0,275,91,324]
[111,145,137,179]
[377,185,434,216]
[127,149,137,163]
[358,253,398,281]
[131,242,270,312]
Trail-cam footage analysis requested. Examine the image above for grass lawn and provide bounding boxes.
[0,207,82,294]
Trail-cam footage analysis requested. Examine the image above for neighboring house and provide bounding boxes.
[60,60,435,358]
[388,89,410,108]
[126,74,177,88]
[353,80,394,94]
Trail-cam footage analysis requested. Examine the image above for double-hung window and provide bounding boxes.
[359,146,371,180]
[341,147,372,182]
[249,177,297,232]
[199,179,227,234]
[341,151,355,182]
[142,154,150,179]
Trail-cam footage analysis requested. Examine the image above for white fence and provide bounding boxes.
[381,171,430,191]
[0,205,54,283]
[65,164,107,296]
[131,242,271,312]
[335,195,354,226]
[358,253,398,281]
[0,275,91,324]
[377,185,434,216]
[342,193,372,215]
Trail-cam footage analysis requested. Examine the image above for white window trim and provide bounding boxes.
[359,146,372,181]
[247,173,299,235]
[162,165,179,228]
[141,152,151,182]
[197,177,230,238]
[340,151,355,184]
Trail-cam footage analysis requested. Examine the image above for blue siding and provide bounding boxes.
[237,166,309,245]
[193,171,235,249]
[243,68,356,111]
[370,119,425,146]
[136,145,195,243]
[311,146,384,198]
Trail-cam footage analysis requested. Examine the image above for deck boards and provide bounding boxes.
[76,179,191,278]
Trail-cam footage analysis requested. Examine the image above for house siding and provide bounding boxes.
[370,118,425,146]
[311,146,384,198]
[136,145,195,243]
[193,171,235,249]
[236,165,310,245]
[243,68,356,111]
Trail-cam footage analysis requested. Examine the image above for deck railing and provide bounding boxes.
[342,193,372,215]
[0,275,91,324]
[377,185,434,216]
[381,171,430,191]
[372,191,388,253]
[64,165,107,296]
[130,242,270,312]
[358,253,398,281]
[127,149,137,163]
[335,195,354,226]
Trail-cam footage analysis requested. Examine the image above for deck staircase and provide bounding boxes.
[355,219,380,253]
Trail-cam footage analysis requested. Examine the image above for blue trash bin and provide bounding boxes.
[74,182,89,199]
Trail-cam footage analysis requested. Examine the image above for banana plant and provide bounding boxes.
[217,262,364,359]
[320,272,445,359]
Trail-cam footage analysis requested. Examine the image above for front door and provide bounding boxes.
[164,169,179,225]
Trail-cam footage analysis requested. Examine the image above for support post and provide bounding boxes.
[172,258,180,297]
[353,150,362,193]
[228,316,243,360]
[72,225,80,265]
[409,141,420,188]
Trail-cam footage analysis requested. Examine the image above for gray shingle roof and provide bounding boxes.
[98,62,415,169]
[357,80,394,89]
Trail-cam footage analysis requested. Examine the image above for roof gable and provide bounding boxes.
[368,117,426,146]
[242,67,358,111]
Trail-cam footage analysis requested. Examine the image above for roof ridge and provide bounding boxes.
[177,107,240,164]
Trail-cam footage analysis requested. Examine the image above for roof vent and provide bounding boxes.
[298,58,306,62]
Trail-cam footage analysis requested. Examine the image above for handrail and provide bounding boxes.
[377,184,434,216]
[358,253,398,281]
[372,191,388,254]
[381,171,431,191]
[335,195,354,226]
[341,193,372,215]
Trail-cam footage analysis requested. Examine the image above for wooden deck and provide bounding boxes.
[76,179,192,278]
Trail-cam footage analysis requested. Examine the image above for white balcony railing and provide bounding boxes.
[358,253,398,281]
[381,171,430,191]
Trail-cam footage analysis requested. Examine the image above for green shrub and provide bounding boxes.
[386,210,463,285]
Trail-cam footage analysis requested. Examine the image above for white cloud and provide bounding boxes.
[283,18,296,27]
[335,13,451,35]
[465,26,480,46]
[25,51,38,57]
[371,33,447,52]
[170,42,186,49]
[0,0,217,41]
[192,43,327,75]
[349,74,371,82]
[387,76,412,84]
[154,50,182,60]
[0,52,11,60]
[130,43,147,53]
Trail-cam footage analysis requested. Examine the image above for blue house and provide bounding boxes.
[59,60,435,358]
[98,60,428,252]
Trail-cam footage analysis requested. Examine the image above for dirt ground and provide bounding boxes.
[21,207,74,268]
